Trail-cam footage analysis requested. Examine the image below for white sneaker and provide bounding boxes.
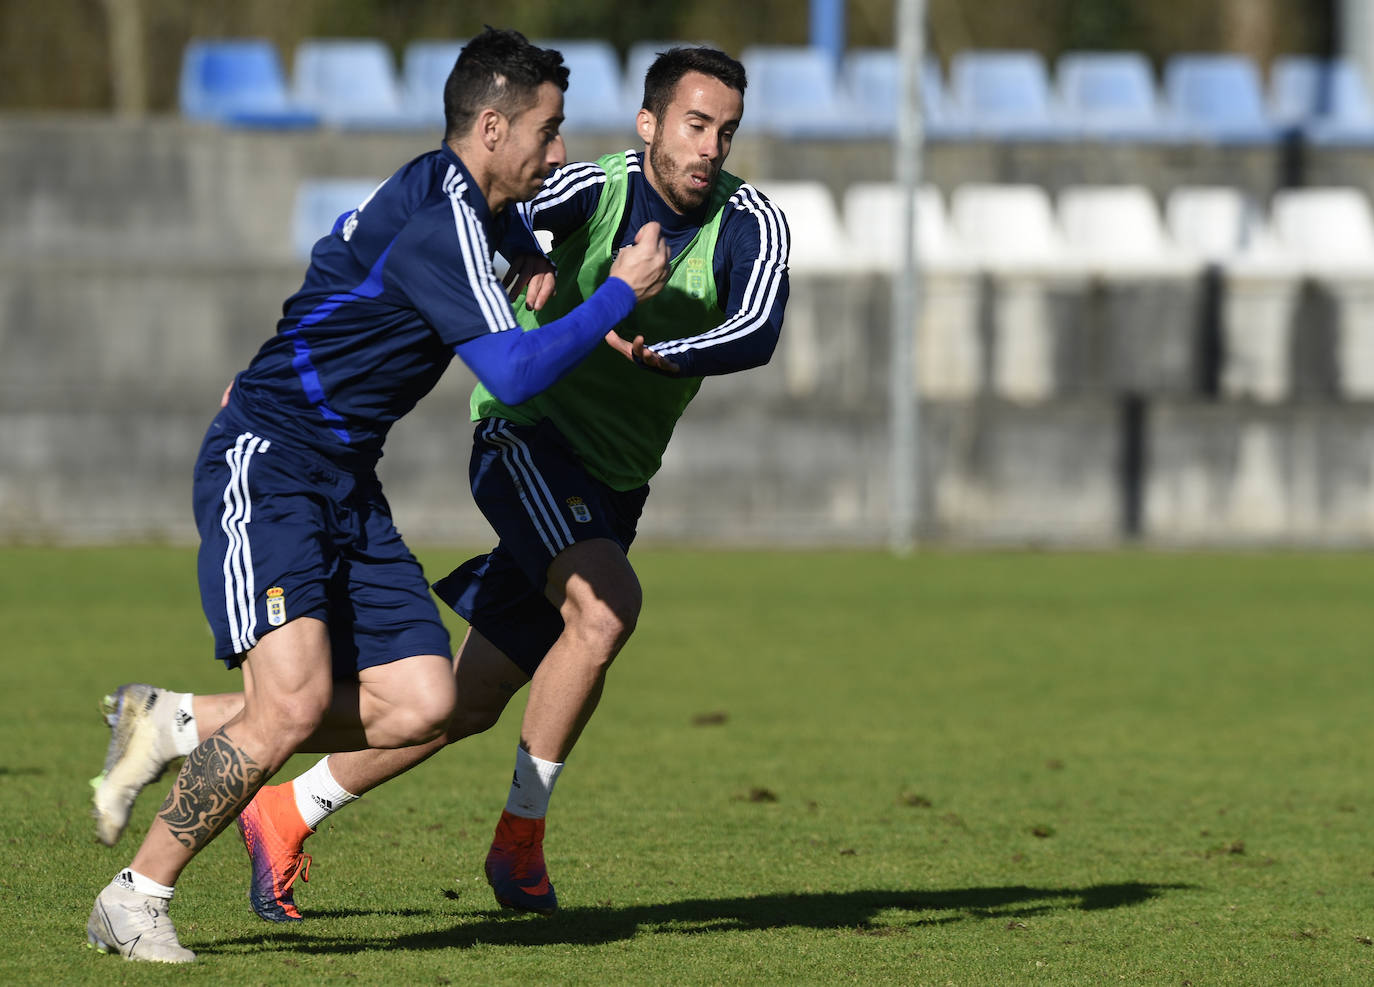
[90,685,179,846]
[86,880,195,963]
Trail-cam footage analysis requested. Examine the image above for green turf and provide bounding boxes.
[3,547,1374,984]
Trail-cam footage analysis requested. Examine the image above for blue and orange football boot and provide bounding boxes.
[484,810,558,915]
[236,782,314,922]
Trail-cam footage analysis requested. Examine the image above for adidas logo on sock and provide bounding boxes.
[313,795,333,811]
[115,870,135,891]
[174,710,193,728]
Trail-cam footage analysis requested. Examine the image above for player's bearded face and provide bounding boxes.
[643,72,742,215]
[648,135,721,214]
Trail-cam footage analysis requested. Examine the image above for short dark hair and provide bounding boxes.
[443,27,570,140]
[641,46,747,121]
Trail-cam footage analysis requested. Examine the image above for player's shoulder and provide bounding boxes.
[725,181,787,224]
[721,181,790,245]
[537,158,611,202]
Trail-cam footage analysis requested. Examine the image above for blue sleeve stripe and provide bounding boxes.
[283,240,398,443]
[654,186,789,356]
[442,166,516,333]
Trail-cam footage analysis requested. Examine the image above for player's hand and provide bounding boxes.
[609,221,670,303]
[604,331,681,374]
[220,379,234,408]
[502,253,556,311]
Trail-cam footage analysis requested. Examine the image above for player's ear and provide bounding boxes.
[479,108,506,151]
[636,107,656,145]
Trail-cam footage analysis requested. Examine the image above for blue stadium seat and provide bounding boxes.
[1270,55,1374,144]
[740,45,877,138]
[292,38,412,129]
[1163,54,1279,143]
[948,50,1073,139]
[292,178,384,261]
[1057,51,1175,141]
[534,39,635,132]
[842,48,963,139]
[402,39,467,133]
[179,39,318,128]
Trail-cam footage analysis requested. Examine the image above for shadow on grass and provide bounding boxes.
[199,882,1192,956]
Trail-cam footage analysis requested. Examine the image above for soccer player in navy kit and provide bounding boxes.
[92,46,787,928]
[85,28,671,964]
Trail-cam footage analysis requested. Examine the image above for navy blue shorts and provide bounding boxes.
[192,409,451,675]
[432,418,648,676]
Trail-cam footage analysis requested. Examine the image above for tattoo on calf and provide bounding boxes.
[158,728,266,850]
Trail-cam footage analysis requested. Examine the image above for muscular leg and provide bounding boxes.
[127,617,335,886]
[521,537,641,761]
[323,628,527,795]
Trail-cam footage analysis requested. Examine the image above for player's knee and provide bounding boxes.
[566,592,639,660]
[560,580,640,657]
[393,688,455,747]
[250,689,329,749]
[448,701,504,741]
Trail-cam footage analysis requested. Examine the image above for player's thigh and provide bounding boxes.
[345,495,455,728]
[239,615,334,730]
[450,627,530,733]
[544,537,642,626]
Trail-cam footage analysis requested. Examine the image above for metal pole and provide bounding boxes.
[889,0,925,553]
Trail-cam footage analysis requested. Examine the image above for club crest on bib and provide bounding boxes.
[565,496,592,523]
[265,586,288,626]
[684,256,707,299]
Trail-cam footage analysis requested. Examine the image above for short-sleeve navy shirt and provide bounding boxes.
[228,145,522,468]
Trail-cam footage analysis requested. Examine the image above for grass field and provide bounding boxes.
[3,546,1374,984]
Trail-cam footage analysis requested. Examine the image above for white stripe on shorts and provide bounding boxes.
[219,432,270,655]
[483,419,574,557]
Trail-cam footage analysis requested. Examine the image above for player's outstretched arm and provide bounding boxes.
[455,224,670,405]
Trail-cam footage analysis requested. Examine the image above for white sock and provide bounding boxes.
[167,692,199,757]
[504,746,564,819]
[292,756,358,829]
[115,868,175,900]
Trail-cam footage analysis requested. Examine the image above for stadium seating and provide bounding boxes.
[1269,55,1374,144]
[179,39,319,127]
[401,39,467,132]
[292,38,413,129]
[948,183,1070,268]
[1269,186,1374,271]
[947,49,1073,139]
[1057,184,1193,272]
[841,182,966,269]
[534,39,635,132]
[1056,50,1173,141]
[1165,186,1268,262]
[740,45,877,138]
[1163,53,1280,143]
[752,180,858,271]
[842,49,962,139]
[291,177,384,260]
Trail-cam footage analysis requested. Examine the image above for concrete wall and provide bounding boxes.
[5,116,1374,546]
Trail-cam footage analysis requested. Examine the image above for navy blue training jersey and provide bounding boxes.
[516,149,790,378]
[228,145,533,469]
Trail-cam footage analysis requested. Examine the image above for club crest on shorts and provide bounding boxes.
[565,496,592,523]
[265,586,288,626]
